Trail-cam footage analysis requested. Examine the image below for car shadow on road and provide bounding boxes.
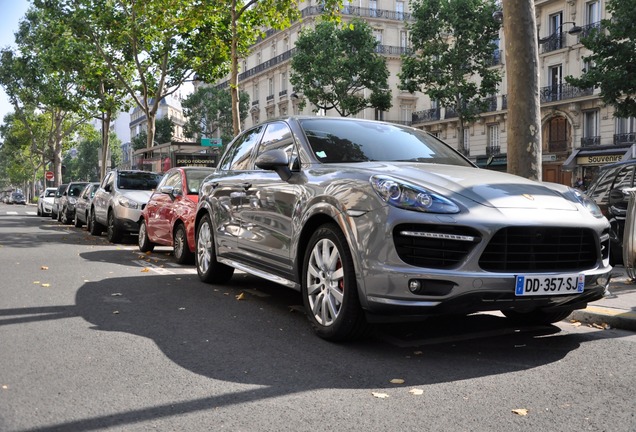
[73,273,609,389]
[6,272,628,432]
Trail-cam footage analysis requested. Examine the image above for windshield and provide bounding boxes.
[185,169,214,194]
[299,118,473,167]
[117,172,162,190]
[45,190,56,197]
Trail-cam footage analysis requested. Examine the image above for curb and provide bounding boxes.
[568,306,636,331]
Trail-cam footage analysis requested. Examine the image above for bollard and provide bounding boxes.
[622,189,636,280]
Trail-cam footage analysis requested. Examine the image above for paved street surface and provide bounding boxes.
[1,204,635,432]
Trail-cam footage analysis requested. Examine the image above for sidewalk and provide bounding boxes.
[568,265,636,331]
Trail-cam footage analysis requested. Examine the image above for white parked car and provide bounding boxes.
[37,187,57,216]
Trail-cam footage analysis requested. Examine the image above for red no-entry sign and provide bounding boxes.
[45,171,54,181]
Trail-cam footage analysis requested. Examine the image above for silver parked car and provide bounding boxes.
[194,117,612,341]
[73,182,100,228]
[38,187,57,216]
[91,169,162,243]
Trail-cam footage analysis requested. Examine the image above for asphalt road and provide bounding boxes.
[1,204,635,432]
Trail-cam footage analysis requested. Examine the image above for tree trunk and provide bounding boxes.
[230,0,241,137]
[503,0,542,181]
[100,112,112,180]
[146,110,156,148]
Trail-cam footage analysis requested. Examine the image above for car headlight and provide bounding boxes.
[68,197,77,205]
[370,175,459,213]
[568,188,603,218]
[117,196,140,209]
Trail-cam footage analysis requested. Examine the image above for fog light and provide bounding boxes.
[408,279,421,293]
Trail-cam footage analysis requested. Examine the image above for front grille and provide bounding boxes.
[479,226,598,272]
[393,224,482,269]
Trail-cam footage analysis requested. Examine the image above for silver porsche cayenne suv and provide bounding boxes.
[195,116,612,341]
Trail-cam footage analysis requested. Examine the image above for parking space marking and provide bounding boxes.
[132,259,177,275]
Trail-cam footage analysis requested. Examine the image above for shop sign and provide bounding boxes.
[174,152,217,167]
[577,154,623,165]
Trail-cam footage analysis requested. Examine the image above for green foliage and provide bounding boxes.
[182,86,249,145]
[132,131,149,152]
[399,0,501,125]
[565,0,636,118]
[290,19,392,117]
[155,117,175,145]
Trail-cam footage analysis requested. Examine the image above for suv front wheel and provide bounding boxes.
[89,208,104,236]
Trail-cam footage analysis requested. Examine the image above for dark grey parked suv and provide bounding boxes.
[194,116,611,341]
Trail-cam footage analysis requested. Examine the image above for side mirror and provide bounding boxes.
[255,149,293,181]
[104,184,112,193]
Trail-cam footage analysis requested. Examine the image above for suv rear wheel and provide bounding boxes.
[89,208,104,236]
[107,211,123,243]
[174,224,193,264]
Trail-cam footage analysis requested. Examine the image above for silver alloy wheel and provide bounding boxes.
[138,221,147,248]
[174,226,185,259]
[197,219,212,274]
[306,238,345,327]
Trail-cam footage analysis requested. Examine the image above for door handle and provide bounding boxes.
[241,183,252,190]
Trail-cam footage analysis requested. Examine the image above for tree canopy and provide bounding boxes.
[399,0,501,149]
[182,86,249,149]
[290,19,392,117]
[565,0,636,118]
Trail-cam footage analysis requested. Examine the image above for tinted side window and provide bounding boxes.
[612,166,635,190]
[255,122,296,165]
[218,126,263,171]
[587,166,622,205]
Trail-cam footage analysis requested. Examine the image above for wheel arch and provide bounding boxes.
[294,211,369,309]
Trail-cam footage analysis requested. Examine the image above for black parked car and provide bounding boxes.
[74,182,100,228]
[585,159,636,265]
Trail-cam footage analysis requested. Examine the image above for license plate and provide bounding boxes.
[515,273,584,296]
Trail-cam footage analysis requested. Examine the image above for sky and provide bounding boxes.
[0,1,31,123]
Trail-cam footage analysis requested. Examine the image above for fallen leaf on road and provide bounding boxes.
[33,281,40,284]
[236,292,246,300]
[390,379,405,384]
[111,293,122,296]
[413,351,423,355]
[512,409,528,416]
[570,321,582,327]
[41,266,49,270]
[140,268,150,273]
[41,283,50,287]
[2,385,8,390]
[372,392,390,399]
[591,322,610,330]
[409,389,424,395]
[113,311,119,314]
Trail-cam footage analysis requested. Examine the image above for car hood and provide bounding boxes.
[340,162,577,211]
[118,190,154,204]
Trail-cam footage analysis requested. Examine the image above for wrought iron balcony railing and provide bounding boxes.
[540,83,593,103]
[486,145,501,156]
[614,132,636,145]
[581,136,601,147]
[412,108,440,123]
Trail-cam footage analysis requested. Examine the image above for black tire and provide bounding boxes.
[502,308,575,325]
[301,223,367,341]
[51,209,57,220]
[196,214,234,283]
[138,219,155,253]
[173,223,193,264]
[60,207,70,224]
[89,208,104,236]
[37,206,42,216]
[106,211,124,243]
[73,212,82,228]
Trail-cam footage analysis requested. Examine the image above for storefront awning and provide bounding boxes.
[562,145,633,171]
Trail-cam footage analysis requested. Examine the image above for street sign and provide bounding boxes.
[201,138,222,147]
[45,171,54,181]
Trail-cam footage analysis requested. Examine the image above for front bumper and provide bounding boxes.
[113,206,143,234]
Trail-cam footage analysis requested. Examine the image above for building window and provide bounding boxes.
[400,105,412,123]
[615,117,636,145]
[268,77,274,97]
[271,41,277,58]
[548,65,563,101]
[280,72,287,93]
[487,124,500,155]
[396,0,405,20]
[400,31,408,51]
[583,110,599,138]
[369,0,377,16]
[253,83,259,102]
[548,116,568,152]
[582,110,600,146]
[586,1,601,25]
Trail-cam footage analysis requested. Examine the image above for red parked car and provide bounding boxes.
[138,166,215,263]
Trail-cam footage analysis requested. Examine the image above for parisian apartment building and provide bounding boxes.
[207,0,635,188]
